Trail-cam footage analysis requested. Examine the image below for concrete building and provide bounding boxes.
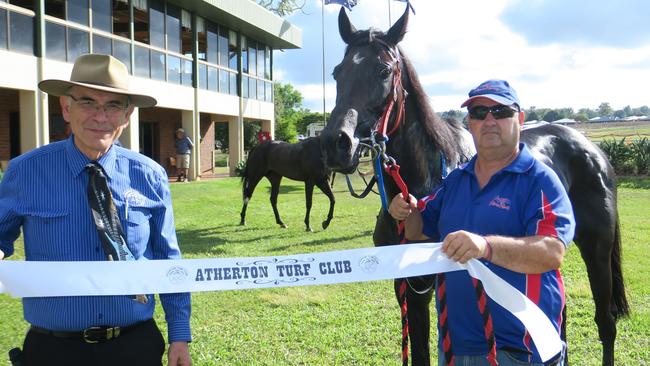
[0,0,301,179]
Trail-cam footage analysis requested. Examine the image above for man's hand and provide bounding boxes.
[0,249,4,260]
[168,341,191,366]
[442,230,488,264]
[388,193,417,221]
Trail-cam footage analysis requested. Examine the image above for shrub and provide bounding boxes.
[630,137,650,175]
[235,160,246,177]
[600,138,634,174]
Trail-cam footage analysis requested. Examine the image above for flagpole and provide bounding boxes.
[321,0,327,126]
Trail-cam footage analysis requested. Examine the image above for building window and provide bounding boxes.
[228,30,237,70]
[229,72,236,96]
[112,39,130,72]
[196,17,206,61]
[112,0,129,39]
[149,0,164,48]
[242,75,248,98]
[248,40,256,76]
[133,0,149,44]
[257,79,264,100]
[181,58,192,86]
[92,0,111,33]
[134,44,150,77]
[265,46,271,79]
[9,11,34,55]
[0,9,7,49]
[166,3,180,53]
[9,0,34,11]
[150,50,165,80]
[198,62,207,90]
[67,27,89,62]
[92,34,111,54]
[207,21,219,64]
[46,21,66,61]
[218,69,228,93]
[241,36,247,74]
[257,43,264,78]
[68,0,88,26]
[265,82,273,102]
[45,0,65,20]
[167,54,180,84]
[181,9,191,57]
[217,25,227,67]
[207,65,217,91]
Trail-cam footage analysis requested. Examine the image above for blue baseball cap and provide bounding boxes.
[460,79,520,109]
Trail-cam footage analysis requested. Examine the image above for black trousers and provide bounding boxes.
[21,319,165,366]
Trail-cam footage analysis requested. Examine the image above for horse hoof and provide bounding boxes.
[306,227,313,232]
[322,221,330,230]
[280,224,288,229]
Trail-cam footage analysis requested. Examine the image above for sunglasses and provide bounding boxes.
[468,105,519,120]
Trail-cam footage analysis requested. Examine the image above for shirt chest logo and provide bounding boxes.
[124,189,146,206]
[489,195,511,211]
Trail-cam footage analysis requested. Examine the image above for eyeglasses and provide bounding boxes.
[66,94,128,117]
[468,105,518,120]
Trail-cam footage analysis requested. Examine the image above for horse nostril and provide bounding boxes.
[336,133,351,153]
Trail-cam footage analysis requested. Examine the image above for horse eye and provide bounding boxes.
[379,67,392,80]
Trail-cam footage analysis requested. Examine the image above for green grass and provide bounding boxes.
[1,175,649,365]
[575,121,650,142]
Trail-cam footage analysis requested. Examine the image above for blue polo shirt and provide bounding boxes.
[419,144,575,362]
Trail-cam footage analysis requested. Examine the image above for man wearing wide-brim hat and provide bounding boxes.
[0,54,192,365]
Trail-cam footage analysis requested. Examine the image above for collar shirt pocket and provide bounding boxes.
[22,209,70,260]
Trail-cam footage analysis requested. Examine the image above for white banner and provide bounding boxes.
[0,242,561,361]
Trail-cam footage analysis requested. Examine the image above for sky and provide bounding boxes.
[273,0,650,114]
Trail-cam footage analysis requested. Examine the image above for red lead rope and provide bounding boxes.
[384,163,410,365]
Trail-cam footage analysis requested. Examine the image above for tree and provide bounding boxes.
[296,112,329,135]
[274,82,304,142]
[598,102,613,117]
[256,0,305,16]
[542,110,561,122]
[525,106,539,122]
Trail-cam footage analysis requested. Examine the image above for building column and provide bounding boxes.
[261,119,273,140]
[182,109,198,181]
[19,90,48,153]
[121,107,140,152]
[228,115,243,177]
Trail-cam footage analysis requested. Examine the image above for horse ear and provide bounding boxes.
[338,7,357,45]
[385,5,409,45]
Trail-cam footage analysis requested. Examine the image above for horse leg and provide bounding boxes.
[393,278,434,366]
[267,172,287,228]
[315,179,336,230]
[240,174,262,226]
[575,234,616,366]
[304,182,314,232]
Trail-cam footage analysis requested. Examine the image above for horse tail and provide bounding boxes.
[611,212,630,319]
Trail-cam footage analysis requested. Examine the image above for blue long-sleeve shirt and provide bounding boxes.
[0,137,191,342]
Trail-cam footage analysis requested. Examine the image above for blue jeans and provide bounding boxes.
[437,349,564,366]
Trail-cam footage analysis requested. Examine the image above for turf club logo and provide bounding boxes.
[359,256,379,273]
[167,266,189,284]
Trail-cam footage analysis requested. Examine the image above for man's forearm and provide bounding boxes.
[486,235,565,273]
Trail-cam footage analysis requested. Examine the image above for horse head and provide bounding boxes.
[320,6,410,174]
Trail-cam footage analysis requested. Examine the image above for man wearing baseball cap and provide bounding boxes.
[0,54,192,365]
[389,79,574,365]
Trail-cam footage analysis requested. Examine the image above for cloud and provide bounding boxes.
[274,0,650,113]
[502,0,650,48]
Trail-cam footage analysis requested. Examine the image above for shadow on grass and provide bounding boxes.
[269,229,375,252]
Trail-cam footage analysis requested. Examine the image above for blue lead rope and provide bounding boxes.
[376,155,389,211]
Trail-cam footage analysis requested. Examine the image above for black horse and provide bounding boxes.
[239,137,335,232]
[319,7,628,366]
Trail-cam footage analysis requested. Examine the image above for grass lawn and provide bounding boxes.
[1,174,649,365]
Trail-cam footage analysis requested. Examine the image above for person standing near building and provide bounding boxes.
[0,54,192,366]
[389,79,574,365]
[175,128,194,182]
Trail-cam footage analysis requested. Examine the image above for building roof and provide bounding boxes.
[172,0,302,49]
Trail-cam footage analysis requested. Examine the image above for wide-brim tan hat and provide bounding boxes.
[38,54,157,108]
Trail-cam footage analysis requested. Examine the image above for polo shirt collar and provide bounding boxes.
[65,135,118,180]
[462,143,535,176]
